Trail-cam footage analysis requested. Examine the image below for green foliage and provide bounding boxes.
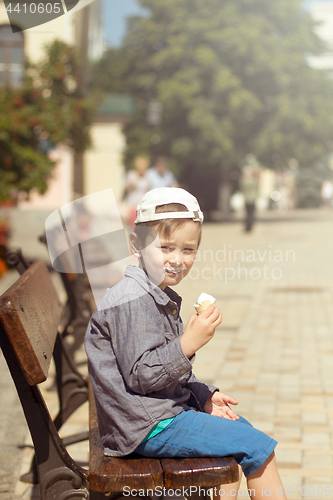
[92,0,333,190]
[0,40,97,202]
[296,158,331,208]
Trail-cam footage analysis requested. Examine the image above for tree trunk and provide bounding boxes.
[218,181,232,220]
[73,151,84,199]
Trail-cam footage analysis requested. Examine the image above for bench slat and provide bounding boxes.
[0,261,62,385]
[161,456,239,489]
[89,385,164,493]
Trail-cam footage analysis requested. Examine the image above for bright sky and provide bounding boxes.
[304,0,333,6]
[102,0,333,47]
[103,0,147,47]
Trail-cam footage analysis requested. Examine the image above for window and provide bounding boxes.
[0,25,24,88]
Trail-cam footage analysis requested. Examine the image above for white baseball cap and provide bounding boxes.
[134,187,204,224]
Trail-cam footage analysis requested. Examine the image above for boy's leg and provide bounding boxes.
[136,411,278,497]
[247,452,287,500]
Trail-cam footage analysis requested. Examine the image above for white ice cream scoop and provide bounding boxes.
[193,293,216,314]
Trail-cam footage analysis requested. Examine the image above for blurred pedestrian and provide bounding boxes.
[123,155,151,226]
[321,179,333,209]
[147,155,178,189]
[240,156,260,232]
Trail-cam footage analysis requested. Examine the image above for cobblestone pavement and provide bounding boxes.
[1,209,333,499]
[0,353,30,500]
[176,210,333,499]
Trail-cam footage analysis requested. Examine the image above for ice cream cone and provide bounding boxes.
[193,295,216,314]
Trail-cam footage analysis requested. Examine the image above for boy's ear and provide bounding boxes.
[129,232,141,257]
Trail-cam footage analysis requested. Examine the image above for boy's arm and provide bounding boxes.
[203,391,239,420]
[108,295,193,395]
[185,372,218,410]
[185,374,239,419]
[181,305,222,358]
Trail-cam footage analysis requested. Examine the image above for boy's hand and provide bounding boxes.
[203,392,239,420]
[181,304,222,358]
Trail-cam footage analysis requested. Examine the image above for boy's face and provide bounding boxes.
[139,220,200,288]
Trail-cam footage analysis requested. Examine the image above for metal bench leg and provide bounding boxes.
[21,333,89,485]
[0,329,89,500]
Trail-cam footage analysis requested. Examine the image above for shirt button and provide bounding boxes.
[172,309,177,315]
[180,369,186,375]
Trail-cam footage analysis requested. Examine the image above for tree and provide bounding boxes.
[0,40,97,202]
[295,157,331,208]
[93,0,333,213]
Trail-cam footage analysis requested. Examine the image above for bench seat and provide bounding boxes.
[89,386,239,496]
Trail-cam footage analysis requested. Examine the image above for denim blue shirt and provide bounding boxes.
[85,265,218,456]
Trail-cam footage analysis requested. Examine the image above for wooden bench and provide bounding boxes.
[6,244,94,358]
[4,248,91,484]
[0,261,239,500]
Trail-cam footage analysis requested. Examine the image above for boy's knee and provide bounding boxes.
[248,452,276,479]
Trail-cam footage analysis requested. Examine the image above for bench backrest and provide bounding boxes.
[0,260,62,385]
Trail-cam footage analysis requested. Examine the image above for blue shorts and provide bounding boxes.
[135,410,277,477]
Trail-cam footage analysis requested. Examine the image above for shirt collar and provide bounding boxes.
[124,265,182,308]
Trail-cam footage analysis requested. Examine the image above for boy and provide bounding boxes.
[85,187,286,500]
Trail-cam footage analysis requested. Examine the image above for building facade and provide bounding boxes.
[0,0,129,210]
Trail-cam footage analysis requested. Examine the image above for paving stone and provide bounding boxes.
[302,432,331,448]
[0,355,30,500]
[302,411,328,425]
